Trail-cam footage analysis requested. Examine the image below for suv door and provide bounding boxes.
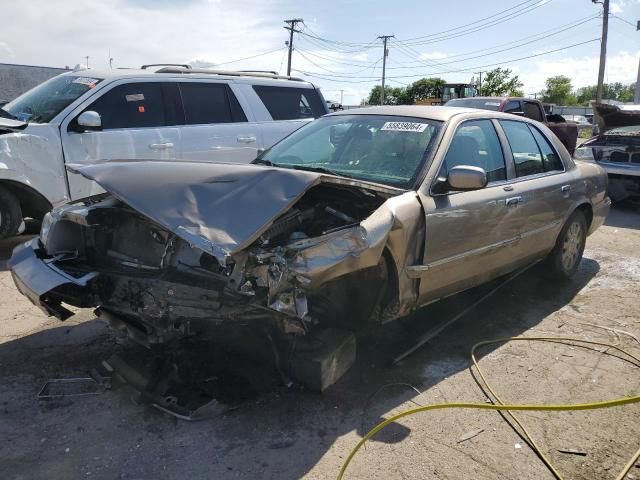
[177,81,260,163]
[522,101,545,122]
[496,119,571,261]
[62,81,181,200]
[415,119,521,304]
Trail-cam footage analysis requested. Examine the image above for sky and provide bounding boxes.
[1,0,639,104]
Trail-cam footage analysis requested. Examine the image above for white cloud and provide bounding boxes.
[0,42,13,58]
[517,50,639,94]
[420,52,448,60]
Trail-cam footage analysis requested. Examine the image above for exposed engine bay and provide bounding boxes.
[36,182,396,346]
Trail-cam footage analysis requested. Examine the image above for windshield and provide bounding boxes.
[4,74,101,123]
[259,115,442,188]
[605,125,640,136]
[446,98,502,110]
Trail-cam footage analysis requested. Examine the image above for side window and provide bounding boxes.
[84,82,166,129]
[503,100,521,113]
[523,101,544,122]
[179,83,246,125]
[529,126,564,172]
[441,119,507,183]
[500,120,544,177]
[253,86,326,120]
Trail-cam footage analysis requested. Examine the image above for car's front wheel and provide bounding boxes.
[0,187,22,239]
[546,210,587,280]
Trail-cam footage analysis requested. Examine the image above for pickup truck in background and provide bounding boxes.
[445,96,578,156]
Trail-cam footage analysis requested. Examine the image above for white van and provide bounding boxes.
[0,65,328,237]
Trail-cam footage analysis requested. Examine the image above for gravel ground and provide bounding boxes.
[0,206,639,480]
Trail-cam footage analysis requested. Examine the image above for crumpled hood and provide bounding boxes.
[71,160,323,262]
[594,103,640,134]
[0,116,28,134]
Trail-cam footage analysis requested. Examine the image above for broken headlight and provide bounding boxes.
[39,211,56,247]
[574,146,596,162]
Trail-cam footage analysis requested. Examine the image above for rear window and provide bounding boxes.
[445,98,502,111]
[253,86,326,120]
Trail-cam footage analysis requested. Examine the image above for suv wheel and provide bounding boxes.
[546,210,587,280]
[0,187,22,239]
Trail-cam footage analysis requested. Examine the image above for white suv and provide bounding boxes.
[0,65,328,238]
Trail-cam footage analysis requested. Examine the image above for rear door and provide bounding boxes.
[416,118,521,304]
[176,81,261,163]
[496,119,571,261]
[62,81,181,200]
[251,85,327,149]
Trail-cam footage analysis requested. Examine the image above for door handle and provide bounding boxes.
[561,185,571,193]
[237,136,256,144]
[505,196,523,206]
[148,142,174,150]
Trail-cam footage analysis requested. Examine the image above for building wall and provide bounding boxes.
[0,63,70,104]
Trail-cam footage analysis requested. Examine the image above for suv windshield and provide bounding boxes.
[4,75,101,123]
[259,115,442,188]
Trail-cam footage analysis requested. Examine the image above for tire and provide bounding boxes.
[545,210,587,280]
[0,187,22,239]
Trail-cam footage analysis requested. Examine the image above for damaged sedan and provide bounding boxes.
[9,106,610,389]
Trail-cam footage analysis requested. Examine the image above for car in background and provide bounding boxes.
[0,65,328,238]
[575,103,640,202]
[563,114,592,136]
[9,106,609,388]
[445,96,579,156]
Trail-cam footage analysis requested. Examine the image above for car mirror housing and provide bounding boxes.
[76,111,102,132]
[447,165,488,191]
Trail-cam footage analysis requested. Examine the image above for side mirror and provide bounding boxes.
[447,165,488,191]
[76,111,102,132]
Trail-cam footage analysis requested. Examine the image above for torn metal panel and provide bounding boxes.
[593,103,640,134]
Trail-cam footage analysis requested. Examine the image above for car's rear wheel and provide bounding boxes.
[0,187,22,239]
[546,210,587,280]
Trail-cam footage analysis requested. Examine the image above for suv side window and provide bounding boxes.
[503,100,521,114]
[178,83,247,125]
[523,101,544,122]
[441,119,507,183]
[253,86,326,120]
[500,120,545,176]
[529,125,564,172]
[84,82,168,129]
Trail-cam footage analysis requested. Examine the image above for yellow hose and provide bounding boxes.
[337,337,640,480]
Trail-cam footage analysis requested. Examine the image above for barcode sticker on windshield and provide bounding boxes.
[381,122,428,132]
[72,77,99,86]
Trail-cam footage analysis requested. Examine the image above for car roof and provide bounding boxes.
[57,68,316,87]
[328,105,524,122]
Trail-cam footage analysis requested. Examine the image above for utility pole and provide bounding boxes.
[284,18,303,76]
[84,55,90,68]
[378,35,394,105]
[108,49,113,69]
[594,0,609,104]
[339,89,344,105]
[475,71,486,95]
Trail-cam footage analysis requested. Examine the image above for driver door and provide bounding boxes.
[415,119,522,304]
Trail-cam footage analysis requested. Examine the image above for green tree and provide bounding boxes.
[541,75,576,105]
[403,77,446,104]
[367,85,406,105]
[575,82,636,105]
[481,67,524,96]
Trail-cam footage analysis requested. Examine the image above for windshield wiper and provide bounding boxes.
[253,158,274,166]
[289,164,352,178]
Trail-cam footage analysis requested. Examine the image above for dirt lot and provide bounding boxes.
[1,206,639,480]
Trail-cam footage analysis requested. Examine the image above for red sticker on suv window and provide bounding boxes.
[138,106,145,113]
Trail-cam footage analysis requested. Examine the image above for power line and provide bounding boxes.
[399,0,540,42]
[386,14,599,70]
[295,38,600,82]
[214,47,286,66]
[611,15,637,28]
[396,0,553,46]
[295,49,382,75]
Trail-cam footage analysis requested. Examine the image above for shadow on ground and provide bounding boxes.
[0,253,599,479]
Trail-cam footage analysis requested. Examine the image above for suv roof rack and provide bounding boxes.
[153,66,304,82]
[141,63,192,70]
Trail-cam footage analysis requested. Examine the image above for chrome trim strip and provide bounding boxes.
[406,220,560,278]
